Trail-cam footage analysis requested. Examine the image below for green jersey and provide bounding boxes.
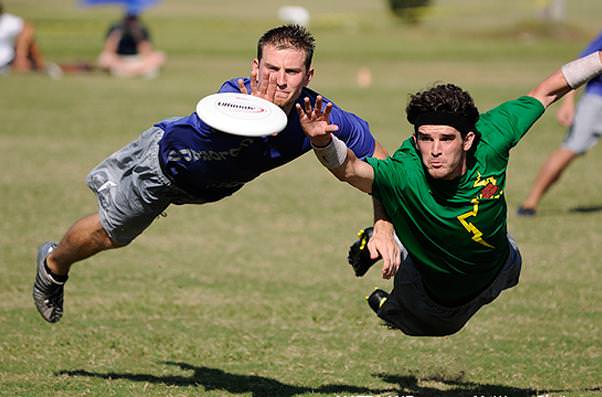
[367,96,544,304]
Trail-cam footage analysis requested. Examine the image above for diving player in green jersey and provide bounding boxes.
[297,51,602,336]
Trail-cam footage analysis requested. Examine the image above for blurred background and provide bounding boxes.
[1,1,601,396]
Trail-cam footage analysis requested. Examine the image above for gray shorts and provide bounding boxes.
[562,93,602,154]
[377,236,522,337]
[86,127,197,245]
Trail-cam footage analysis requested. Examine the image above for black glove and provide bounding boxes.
[347,226,380,277]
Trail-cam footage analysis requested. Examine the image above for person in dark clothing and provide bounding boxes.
[97,13,165,78]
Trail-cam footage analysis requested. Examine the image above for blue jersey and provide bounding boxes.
[156,78,376,201]
[580,31,602,96]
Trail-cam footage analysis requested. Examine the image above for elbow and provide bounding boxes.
[330,163,372,194]
[331,167,350,182]
[332,161,360,182]
[528,72,573,109]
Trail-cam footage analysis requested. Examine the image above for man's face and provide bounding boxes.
[413,125,476,180]
[253,44,314,113]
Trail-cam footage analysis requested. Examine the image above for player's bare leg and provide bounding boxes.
[33,213,121,323]
[518,148,577,215]
[47,213,120,274]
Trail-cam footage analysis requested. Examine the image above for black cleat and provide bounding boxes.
[516,206,537,217]
[347,227,379,277]
[366,288,389,314]
[33,242,67,323]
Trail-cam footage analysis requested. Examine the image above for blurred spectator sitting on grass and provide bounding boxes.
[97,13,166,78]
[0,1,61,77]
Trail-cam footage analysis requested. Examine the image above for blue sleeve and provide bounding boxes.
[580,31,602,57]
[216,81,376,157]
[219,78,247,94]
[329,107,376,159]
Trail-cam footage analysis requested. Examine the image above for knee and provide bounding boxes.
[21,22,35,39]
[92,227,129,250]
[80,215,124,250]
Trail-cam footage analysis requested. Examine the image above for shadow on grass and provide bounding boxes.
[514,205,602,218]
[374,372,601,397]
[56,362,602,396]
[568,205,602,214]
[57,361,390,396]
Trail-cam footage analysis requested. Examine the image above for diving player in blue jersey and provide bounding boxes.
[33,24,396,323]
[156,77,376,203]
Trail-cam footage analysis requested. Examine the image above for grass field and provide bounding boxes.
[1,1,601,396]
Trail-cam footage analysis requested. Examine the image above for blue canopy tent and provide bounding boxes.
[80,0,161,15]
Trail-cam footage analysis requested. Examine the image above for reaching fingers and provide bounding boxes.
[237,79,248,95]
[314,96,323,116]
[323,102,334,121]
[258,71,270,97]
[249,70,258,94]
[383,259,400,280]
[368,233,400,280]
[304,97,312,114]
[298,97,336,129]
[266,73,277,102]
[367,240,379,260]
[381,263,392,280]
[314,97,335,122]
[382,245,401,279]
[295,103,306,119]
[374,243,393,280]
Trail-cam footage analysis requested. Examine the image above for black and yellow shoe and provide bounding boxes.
[347,227,379,277]
[366,288,389,314]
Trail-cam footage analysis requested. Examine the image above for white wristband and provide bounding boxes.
[561,51,602,89]
[312,135,348,169]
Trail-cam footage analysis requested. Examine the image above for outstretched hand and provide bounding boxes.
[556,99,575,127]
[367,227,401,280]
[237,70,278,103]
[295,96,339,146]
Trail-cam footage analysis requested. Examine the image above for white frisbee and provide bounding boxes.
[196,92,287,137]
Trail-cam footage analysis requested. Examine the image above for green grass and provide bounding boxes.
[1,1,601,396]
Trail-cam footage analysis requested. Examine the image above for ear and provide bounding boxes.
[305,67,314,85]
[252,58,260,76]
[463,131,476,152]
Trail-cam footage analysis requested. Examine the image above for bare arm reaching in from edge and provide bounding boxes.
[529,51,602,109]
[297,95,400,278]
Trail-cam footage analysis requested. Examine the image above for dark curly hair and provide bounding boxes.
[406,83,479,136]
[257,24,315,70]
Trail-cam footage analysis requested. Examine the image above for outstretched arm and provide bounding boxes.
[529,51,602,109]
[298,97,401,278]
[296,96,375,193]
[369,142,400,279]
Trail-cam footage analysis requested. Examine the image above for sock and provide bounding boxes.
[44,261,69,283]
